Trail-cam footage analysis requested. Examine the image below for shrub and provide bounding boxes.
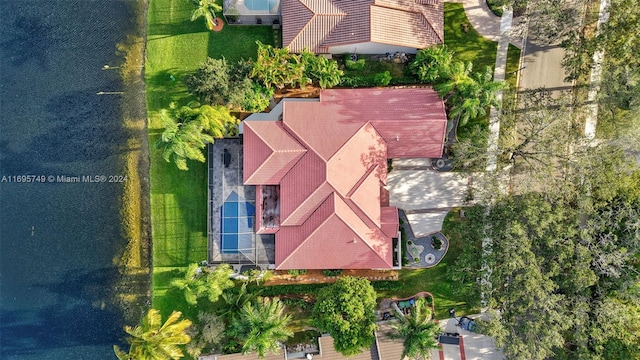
[374,71,392,86]
[253,283,327,297]
[372,281,402,291]
[407,240,413,245]
[339,75,377,88]
[287,269,307,276]
[322,269,342,277]
[280,297,314,310]
[414,257,420,263]
[432,236,443,250]
[345,58,366,71]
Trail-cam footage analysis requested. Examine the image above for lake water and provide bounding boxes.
[0,0,148,358]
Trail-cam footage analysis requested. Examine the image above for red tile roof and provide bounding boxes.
[282,0,444,53]
[243,88,446,269]
[243,121,307,185]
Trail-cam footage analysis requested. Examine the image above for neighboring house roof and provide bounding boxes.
[201,326,406,360]
[282,0,444,53]
[202,349,286,360]
[243,88,446,270]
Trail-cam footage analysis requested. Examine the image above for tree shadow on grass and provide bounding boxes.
[147,69,193,112]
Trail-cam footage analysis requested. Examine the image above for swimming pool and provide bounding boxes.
[220,191,255,254]
[244,0,278,12]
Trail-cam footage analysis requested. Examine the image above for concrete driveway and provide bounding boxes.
[431,318,505,360]
[386,159,471,237]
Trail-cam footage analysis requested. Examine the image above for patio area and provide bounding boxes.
[400,210,449,268]
[207,138,275,266]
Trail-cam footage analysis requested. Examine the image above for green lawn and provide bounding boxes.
[378,210,479,319]
[444,2,521,142]
[146,0,276,316]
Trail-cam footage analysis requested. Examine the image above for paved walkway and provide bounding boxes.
[584,0,611,139]
[485,8,513,172]
[435,317,505,360]
[387,161,471,237]
[449,0,522,48]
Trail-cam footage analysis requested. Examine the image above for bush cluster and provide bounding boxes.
[280,297,314,310]
[322,269,343,277]
[287,269,308,276]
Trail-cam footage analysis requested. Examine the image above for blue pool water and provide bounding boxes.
[245,0,278,11]
[220,192,255,253]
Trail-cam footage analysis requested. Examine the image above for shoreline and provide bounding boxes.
[112,0,153,324]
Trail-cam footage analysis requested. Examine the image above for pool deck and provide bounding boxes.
[208,138,275,266]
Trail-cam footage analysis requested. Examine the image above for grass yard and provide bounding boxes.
[377,210,479,319]
[444,2,521,142]
[146,0,276,316]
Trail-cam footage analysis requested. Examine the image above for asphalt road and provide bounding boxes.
[519,39,573,93]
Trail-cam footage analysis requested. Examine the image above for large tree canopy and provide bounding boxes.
[453,147,640,360]
[312,276,378,356]
[185,58,273,113]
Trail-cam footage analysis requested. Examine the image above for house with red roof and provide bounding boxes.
[242,88,447,270]
[282,0,444,54]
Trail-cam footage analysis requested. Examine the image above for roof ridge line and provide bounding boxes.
[334,196,392,267]
[245,151,276,184]
[280,181,330,226]
[278,193,335,267]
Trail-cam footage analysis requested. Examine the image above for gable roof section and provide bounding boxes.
[243,88,446,269]
[277,194,393,269]
[373,0,444,47]
[243,121,306,185]
[319,88,447,158]
[282,0,444,53]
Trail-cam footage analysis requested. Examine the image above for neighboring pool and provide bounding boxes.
[220,191,255,254]
[244,0,278,11]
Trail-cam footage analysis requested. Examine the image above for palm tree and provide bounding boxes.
[434,63,507,127]
[190,0,222,31]
[219,282,257,321]
[409,45,454,84]
[433,61,474,101]
[229,297,293,358]
[171,263,234,305]
[450,66,507,126]
[300,50,343,89]
[170,263,206,305]
[201,263,235,303]
[114,309,192,360]
[387,298,440,360]
[157,103,237,171]
[198,105,239,138]
[158,106,213,171]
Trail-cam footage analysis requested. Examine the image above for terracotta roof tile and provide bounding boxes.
[283,101,363,161]
[283,0,443,53]
[327,123,385,197]
[244,88,445,269]
[278,194,393,269]
[279,151,327,222]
